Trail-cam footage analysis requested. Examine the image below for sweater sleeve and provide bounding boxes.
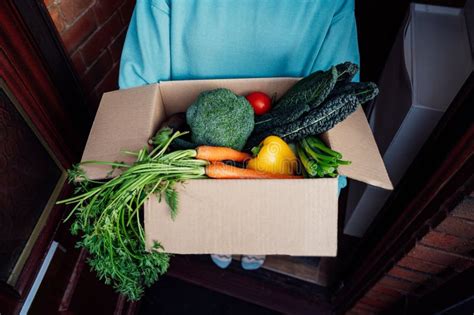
[119,0,171,89]
[312,1,360,82]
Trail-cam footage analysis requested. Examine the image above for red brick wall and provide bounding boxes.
[347,196,474,314]
[44,0,135,112]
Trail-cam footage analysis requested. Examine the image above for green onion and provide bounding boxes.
[296,135,350,178]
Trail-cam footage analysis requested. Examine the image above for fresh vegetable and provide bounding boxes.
[272,66,337,111]
[195,145,251,162]
[151,113,198,150]
[305,137,345,161]
[246,62,379,149]
[247,135,298,176]
[169,137,198,150]
[159,112,187,131]
[334,62,359,87]
[297,136,350,178]
[151,128,253,165]
[246,91,272,115]
[329,82,379,104]
[57,129,256,301]
[186,88,254,150]
[206,162,303,179]
[58,131,204,301]
[246,93,358,148]
[254,66,338,133]
[296,143,320,177]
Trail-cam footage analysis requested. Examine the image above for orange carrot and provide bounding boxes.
[196,146,251,162]
[205,162,303,179]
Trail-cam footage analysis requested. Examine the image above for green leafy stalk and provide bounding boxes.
[296,143,318,177]
[306,136,342,159]
[58,130,208,301]
[297,136,350,178]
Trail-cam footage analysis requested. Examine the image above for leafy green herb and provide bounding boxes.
[58,131,208,300]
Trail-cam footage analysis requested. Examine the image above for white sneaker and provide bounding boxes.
[210,254,232,269]
[241,255,265,270]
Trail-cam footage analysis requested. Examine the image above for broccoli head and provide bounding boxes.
[186,88,254,151]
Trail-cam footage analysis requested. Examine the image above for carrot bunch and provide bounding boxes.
[149,128,302,179]
[194,146,302,179]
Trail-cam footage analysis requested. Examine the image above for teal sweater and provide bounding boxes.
[119,0,359,88]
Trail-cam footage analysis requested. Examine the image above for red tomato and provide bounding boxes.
[246,92,272,115]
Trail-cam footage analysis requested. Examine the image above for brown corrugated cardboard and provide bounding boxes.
[80,78,392,256]
[81,84,165,180]
[145,178,338,255]
[321,108,393,190]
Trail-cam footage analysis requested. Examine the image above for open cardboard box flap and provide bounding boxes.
[81,78,392,255]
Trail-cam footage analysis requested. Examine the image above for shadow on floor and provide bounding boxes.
[139,276,280,315]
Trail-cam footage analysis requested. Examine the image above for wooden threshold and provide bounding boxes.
[167,255,331,315]
[233,255,327,286]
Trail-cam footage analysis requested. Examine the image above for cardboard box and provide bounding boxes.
[80,78,392,256]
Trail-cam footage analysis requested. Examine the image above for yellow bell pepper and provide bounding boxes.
[247,136,298,175]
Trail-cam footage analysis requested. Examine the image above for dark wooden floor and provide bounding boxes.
[164,255,332,315]
[139,276,280,315]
